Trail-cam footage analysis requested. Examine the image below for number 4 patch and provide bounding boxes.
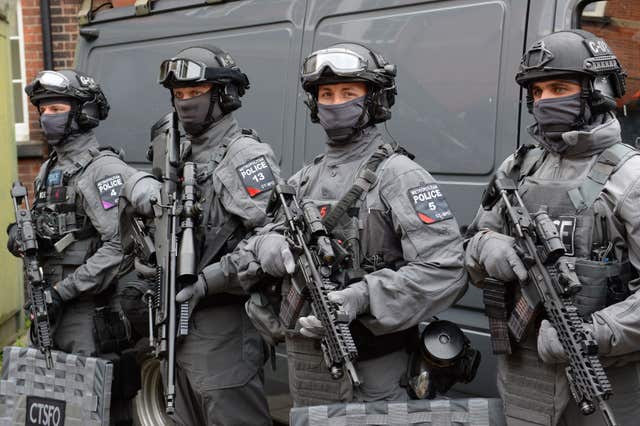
[237,156,276,197]
[408,184,453,224]
[96,174,124,210]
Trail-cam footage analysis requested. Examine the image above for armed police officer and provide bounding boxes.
[121,46,275,425]
[178,43,468,405]
[465,30,640,425]
[8,69,138,356]
[7,69,139,423]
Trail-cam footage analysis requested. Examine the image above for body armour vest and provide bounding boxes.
[296,144,415,361]
[32,148,115,284]
[511,143,638,318]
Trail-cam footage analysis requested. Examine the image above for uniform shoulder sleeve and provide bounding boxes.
[377,154,457,228]
[214,136,281,228]
[77,155,138,230]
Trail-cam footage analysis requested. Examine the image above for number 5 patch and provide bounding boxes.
[408,184,453,224]
[237,156,276,197]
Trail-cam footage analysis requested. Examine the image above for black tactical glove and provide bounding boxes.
[45,287,64,324]
[6,223,21,257]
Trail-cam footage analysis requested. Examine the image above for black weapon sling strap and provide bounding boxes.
[322,142,413,232]
[197,129,260,271]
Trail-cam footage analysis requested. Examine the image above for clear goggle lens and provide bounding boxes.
[302,48,368,77]
[159,59,206,83]
[35,71,70,91]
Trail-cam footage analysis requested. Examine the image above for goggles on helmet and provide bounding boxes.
[301,48,369,81]
[26,71,71,97]
[159,58,208,84]
[158,57,249,88]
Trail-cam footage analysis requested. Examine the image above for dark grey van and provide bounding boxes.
[73,0,640,423]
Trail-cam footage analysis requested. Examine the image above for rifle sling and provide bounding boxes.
[197,215,243,272]
[322,143,412,232]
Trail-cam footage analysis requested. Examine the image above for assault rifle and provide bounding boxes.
[267,184,360,386]
[482,171,617,426]
[145,112,198,414]
[11,182,54,369]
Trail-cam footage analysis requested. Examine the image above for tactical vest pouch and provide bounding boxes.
[0,346,113,426]
[246,290,286,347]
[93,306,132,355]
[573,258,634,317]
[285,332,353,407]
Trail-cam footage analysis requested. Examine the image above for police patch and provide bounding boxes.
[96,174,124,210]
[408,184,453,224]
[237,156,275,197]
[47,170,62,187]
[553,215,576,256]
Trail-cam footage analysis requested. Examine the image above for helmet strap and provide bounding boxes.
[577,79,591,127]
[54,102,79,146]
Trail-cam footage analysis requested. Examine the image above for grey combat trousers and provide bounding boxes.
[172,303,271,426]
[54,296,98,356]
[286,333,409,407]
[52,296,133,425]
[497,335,640,426]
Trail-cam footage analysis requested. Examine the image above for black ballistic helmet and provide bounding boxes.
[301,42,397,124]
[516,30,626,117]
[159,45,250,114]
[25,69,110,131]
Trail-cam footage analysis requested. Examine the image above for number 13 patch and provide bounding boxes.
[237,156,276,197]
[408,184,453,224]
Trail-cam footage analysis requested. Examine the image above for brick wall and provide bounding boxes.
[582,1,640,108]
[18,0,86,193]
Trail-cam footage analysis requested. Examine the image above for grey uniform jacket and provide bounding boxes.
[466,117,640,363]
[31,131,138,301]
[124,114,280,389]
[228,125,468,343]
[291,126,467,338]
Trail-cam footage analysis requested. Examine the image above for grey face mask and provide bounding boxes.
[532,93,590,153]
[174,91,223,137]
[40,112,79,145]
[317,96,367,144]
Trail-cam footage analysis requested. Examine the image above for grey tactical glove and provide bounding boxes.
[176,262,241,305]
[176,274,208,307]
[253,233,296,277]
[538,319,597,364]
[469,230,528,283]
[537,319,566,363]
[127,175,161,218]
[298,316,325,339]
[134,258,156,279]
[297,281,370,339]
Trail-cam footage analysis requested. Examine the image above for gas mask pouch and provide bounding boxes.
[407,320,481,399]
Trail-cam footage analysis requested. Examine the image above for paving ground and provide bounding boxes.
[268,393,293,425]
